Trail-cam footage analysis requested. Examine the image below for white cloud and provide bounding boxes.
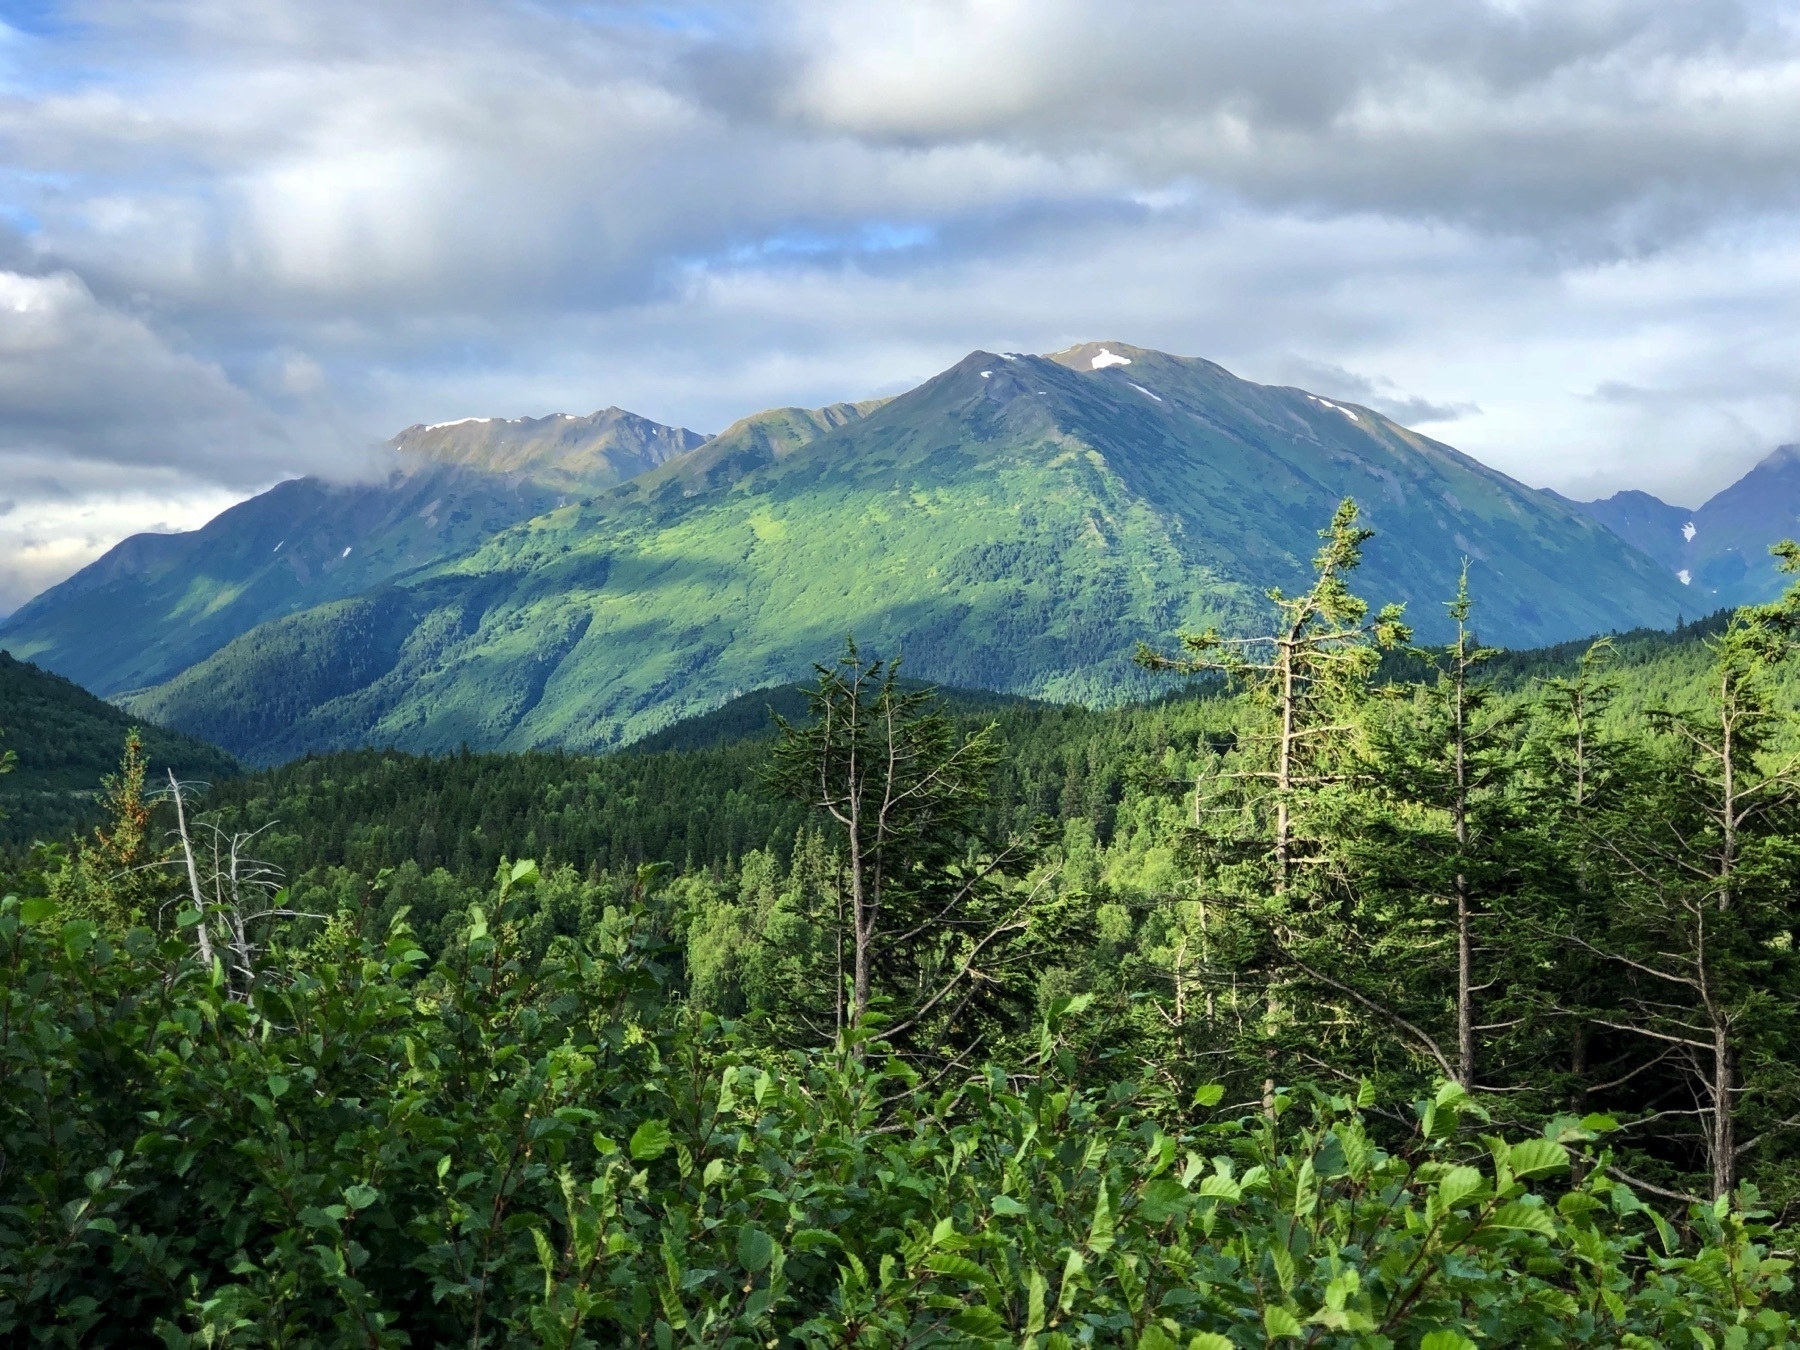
[0,0,1794,606]
[0,452,249,616]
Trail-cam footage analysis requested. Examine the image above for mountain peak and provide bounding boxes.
[1042,340,1154,371]
[391,407,707,488]
[1750,443,1800,472]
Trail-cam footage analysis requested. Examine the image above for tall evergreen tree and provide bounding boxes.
[766,641,1035,1051]
[1579,553,1800,1198]
[1138,498,1408,893]
[1138,499,1408,1100]
[1347,569,1524,1091]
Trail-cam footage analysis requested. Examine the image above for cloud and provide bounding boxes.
[1267,357,1482,426]
[0,449,247,616]
[0,269,299,480]
[0,0,1795,605]
[756,0,1800,241]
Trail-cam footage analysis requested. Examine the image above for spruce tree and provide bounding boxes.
[1138,499,1407,1098]
[767,641,1035,1051]
[1578,553,1800,1198]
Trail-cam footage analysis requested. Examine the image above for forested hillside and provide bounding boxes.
[188,611,1737,912]
[5,508,1799,1344]
[0,650,236,848]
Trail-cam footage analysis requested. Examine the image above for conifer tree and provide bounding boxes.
[1349,569,1523,1091]
[51,730,170,932]
[1580,550,1800,1198]
[1519,638,1637,1117]
[767,641,1033,1048]
[1138,499,1407,1096]
[1137,498,1408,893]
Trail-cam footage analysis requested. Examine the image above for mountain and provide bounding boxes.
[0,409,707,696]
[1567,489,1693,572]
[105,342,1688,763]
[0,650,237,847]
[1676,445,1800,603]
[391,407,707,489]
[1571,445,1800,607]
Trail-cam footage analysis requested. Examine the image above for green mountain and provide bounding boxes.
[0,409,707,695]
[105,342,1687,763]
[0,650,236,847]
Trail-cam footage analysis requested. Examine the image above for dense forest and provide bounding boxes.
[4,503,1799,1345]
[0,650,237,850]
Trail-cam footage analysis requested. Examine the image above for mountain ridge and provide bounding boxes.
[1570,444,1800,607]
[83,341,1692,763]
[0,403,729,696]
[391,406,708,489]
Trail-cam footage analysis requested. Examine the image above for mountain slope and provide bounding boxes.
[1679,445,1800,603]
[1572,445,1800,607]
[0,650,236,846]
[122,343,1688,763]
[0,468,566,696]
[0,410,708,697]
[1568,489,1693,572]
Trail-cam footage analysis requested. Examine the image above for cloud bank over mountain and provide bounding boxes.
[1,0,1798,612]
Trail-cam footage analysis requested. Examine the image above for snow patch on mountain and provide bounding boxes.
[1090,348,1131,369]
[1307,395,1360,423]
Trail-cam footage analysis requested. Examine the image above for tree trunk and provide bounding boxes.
[1456,883,1474,1090]
[1275,637,1295,891]
[169,771,214,969]
[848,829,870,1026]
[1453,647,1474,1091]
[1712,1029,1735,1199]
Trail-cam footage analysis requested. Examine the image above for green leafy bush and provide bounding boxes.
[2,866,1793,1347]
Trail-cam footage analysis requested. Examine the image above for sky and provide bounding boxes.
[1,0,1798,615]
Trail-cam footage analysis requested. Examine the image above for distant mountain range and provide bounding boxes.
[1,341,1703,763]
[1564,444,1800,608]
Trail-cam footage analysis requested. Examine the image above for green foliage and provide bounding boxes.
[766,641,1018,1035]
[3,874,1793,1346]
[191,687,1239,907]
[47,729,174,933]
[19,501,1800,1332]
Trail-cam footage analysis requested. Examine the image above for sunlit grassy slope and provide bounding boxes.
[0,413,710,697]
[122,343,1689,763]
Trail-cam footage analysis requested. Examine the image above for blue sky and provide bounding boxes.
[1,0,1798,612]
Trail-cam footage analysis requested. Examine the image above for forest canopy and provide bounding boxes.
[3,501,1799,1345]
